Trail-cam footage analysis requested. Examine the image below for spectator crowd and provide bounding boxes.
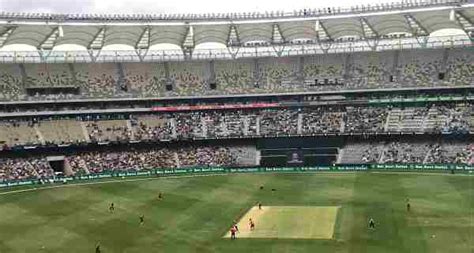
[1,103,471,148]
[0,145,256,182]
[0,48,472,101]
[1,141,472,182]
[340,141,473,165]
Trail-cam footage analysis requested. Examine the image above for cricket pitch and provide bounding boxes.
[224,206,340,239]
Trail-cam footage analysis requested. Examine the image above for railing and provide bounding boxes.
[0,0,465,22]
[0,35,471,64]
[0,94,472,118]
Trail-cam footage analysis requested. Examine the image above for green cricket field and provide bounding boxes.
[0,172,472,252]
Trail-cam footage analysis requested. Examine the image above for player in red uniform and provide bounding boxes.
[230,226,237,239]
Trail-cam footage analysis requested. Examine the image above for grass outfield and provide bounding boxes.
[0,172,472,252]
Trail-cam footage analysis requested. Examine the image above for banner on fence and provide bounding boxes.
[0,164,471,188]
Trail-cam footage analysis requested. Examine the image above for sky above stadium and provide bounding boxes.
[0,0,398,14]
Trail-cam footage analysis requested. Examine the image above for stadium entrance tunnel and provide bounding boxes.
[47,156,67,174]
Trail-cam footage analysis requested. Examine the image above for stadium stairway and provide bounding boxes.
[67,63,77,84]
[28,161,42,178]
[126,120,135,140]
[423,149,432,164]
[256,150,261,165]
[256,117,261,136]
[117,63,128,93]
[79,121,91,143]
[297,113,303,135]
[339,113,345,133]
[174,152,180,168]
[384,110,395,132]
[170,119,178,139]
[34,124,46,145]
[336,148,343,164]
[63,159,75,176]
[243,117,249,136]
[201,116,208,138]
[379,146,387,163]
[18,64,27,84]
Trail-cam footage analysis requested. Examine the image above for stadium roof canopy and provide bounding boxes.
[0,0,472,61]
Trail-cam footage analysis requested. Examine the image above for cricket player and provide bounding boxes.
[139,214,145,226]
[230,226,237,239]
[368,218,375,229]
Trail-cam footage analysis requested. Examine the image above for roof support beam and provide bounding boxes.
[38,50,53,61]
[87,27,106,50]
[182,25,194,58]
[226,46,240,59]
[227,25,240,47]
[316,20,332,42]
[135,26,150,49]
[87,27,106,62]
[360,17,379,39]
[38,27,59,50]
[87,50,100,63]
[271,24,285,56]
[404,14,429,47]
[0,27,16,48]
[315,20,332,54]
[404,14,429,36]
[453,11,474,34]
[135,26,151,61]
[272,24,285,44]
[359,18,379,50]
[135,49,149,62]
[226,25,241,59]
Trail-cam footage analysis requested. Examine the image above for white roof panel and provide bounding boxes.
[0,3,472,50]
[279,21,317,41]
[3,25,54,48]
[194,24,229,44]
[366,15,411,35]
